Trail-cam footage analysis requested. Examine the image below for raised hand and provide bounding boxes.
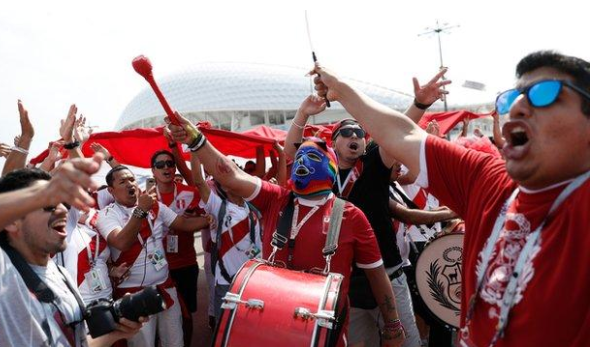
[73,114,93,144]
[43,154,104,211]
[299,94,326,117]
[18,100,34,142]
[425,120,440,137]
[309,63,342,103]
[90,142,111,158]
[166,111,200,145]
[59,104,78,142]
[413,68,452,106]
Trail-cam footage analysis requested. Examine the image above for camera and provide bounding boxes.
[85,286,166,338]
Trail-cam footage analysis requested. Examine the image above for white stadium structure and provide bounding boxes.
[116,62,419,132]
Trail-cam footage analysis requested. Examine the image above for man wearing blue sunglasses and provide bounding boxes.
[311,51,590,347]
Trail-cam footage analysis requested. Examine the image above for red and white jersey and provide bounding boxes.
[401,178,441,242]
[96,202,177,288]
[158,182,202,269]
[56,209,112,304]
[199,191,262,285]
[91,188,115,210]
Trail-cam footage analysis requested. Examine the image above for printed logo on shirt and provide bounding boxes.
[476,212,540,311]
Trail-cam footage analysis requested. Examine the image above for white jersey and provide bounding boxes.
[0,249,88,347]
[57,215,112,304]
[96,202,177,288]
[200,191,262,285]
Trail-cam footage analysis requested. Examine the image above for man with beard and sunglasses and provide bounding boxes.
[0,159,144,347]
[284,84,448,347]
[310,51,590,347]
[166,112,406,347]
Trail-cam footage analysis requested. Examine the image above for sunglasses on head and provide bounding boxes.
[336,127,366,139]
[153,160,175,169]
[495,79,590,115]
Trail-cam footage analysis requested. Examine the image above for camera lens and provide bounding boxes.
[114,286,166,322]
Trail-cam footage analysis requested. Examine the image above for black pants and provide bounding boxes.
[170,264,200,312]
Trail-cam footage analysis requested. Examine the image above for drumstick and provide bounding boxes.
[305,11,330,108]
[132,55,181,125]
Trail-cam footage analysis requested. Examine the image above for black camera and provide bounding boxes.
[85,286,166,338]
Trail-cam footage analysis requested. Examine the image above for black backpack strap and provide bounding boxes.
[0,234,56,303]
[322,198,346,257]
[271,193,295,250]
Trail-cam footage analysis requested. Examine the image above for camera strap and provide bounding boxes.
[0,234,55,303]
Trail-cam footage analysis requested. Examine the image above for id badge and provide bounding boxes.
[85,268,106,293]
[245,244,261,259]
[166,235,179,253]
[148,249,168,271]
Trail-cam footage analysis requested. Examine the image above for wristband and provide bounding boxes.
[132,207,149,219]
[106,156,114,163]
[63,140,80,150]
[413,99,433,111]
[188,133,207,152]
[291,120,306,129]
[10,146,29,155]
[168,142,177,148]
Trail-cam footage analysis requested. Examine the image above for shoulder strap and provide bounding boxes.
[271,193,295,250]
[0,235,56,303]
[322,198,346,256]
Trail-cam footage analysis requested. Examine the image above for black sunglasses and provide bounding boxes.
[336,127,366,139]
[153,160,175,169]
[42,203,70,213]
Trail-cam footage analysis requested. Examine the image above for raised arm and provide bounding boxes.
[90,142,121,168]
[312,64,426,175]
[2,100,35,176]
[190,155,211,203]
[163,127,194,185]
[284,95,327,159]
[253,146,266,179]
[0,155,102,229]
[167,113,259,199]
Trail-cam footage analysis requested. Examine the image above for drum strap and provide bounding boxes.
[212,199,234,283]
[322,198,345,256]
[271,193,295,250]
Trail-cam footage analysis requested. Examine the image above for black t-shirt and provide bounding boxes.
[334,144,402,268]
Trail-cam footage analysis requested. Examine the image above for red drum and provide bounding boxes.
[415,223,464,329]
[213,259,344,347]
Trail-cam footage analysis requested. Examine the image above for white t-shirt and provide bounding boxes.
[0,248,88,347]
[200,191,262,285]
[96,202,177,288]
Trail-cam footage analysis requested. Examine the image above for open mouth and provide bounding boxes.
[50,220,68,236]
[295,166,310,176]
[163,172,172,178]
[128,187,137,196]
[502,121,531,160]
[349,142,359,151]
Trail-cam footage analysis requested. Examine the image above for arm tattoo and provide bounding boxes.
[216,157,233,176]
[383,295,396,313]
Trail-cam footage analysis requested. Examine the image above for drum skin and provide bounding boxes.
[415,231,464,328]
[214,259,343,347]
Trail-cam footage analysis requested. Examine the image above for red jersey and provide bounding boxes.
[247,179,383,299]
[421,135,590,347]
[159,181,203,269]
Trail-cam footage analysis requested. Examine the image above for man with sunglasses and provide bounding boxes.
[310,50,590,347]
[0,163,144,347]
[150,149,203,346]
[285,84,445,347]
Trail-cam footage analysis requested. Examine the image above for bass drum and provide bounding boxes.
[415,222,464,329]
[213,259,344,347]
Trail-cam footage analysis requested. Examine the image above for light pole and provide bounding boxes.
[419,20,459,111]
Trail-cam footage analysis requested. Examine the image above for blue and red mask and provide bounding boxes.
[290,138,338,198]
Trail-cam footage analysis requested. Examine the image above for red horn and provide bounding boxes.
[131,55,180,125]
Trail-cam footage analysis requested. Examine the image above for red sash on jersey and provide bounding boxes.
[111,204,174,307]
[218,216,253,257]
[76,232,108,286]
[338,160,364,199]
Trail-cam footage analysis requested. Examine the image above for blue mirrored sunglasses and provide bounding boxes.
[495,79,590,115]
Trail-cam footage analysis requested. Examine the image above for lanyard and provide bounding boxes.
[77,226,100,267]
[336,170,353,195]
[462,171,590,346]
[290,202,320,239]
